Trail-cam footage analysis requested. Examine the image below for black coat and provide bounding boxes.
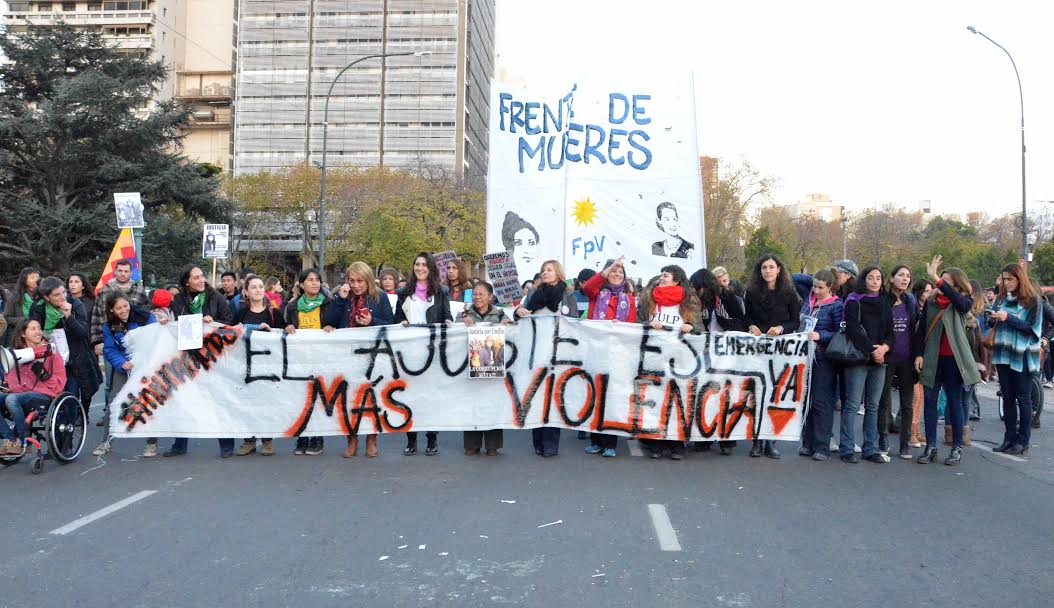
[844,292,895,366]
[28,298,101,396]
[171,288,233,324]
[745,287,802,334]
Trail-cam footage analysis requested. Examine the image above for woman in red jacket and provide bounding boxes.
[581,257,636,457]
[0,318,67,455]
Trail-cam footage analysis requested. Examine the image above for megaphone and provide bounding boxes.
[0,345,49,375]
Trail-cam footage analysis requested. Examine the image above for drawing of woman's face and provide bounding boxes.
[658,208,679,236]
[512,228,538,273]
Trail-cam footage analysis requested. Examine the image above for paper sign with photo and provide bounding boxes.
[177,314,204,350]
[47,329,70,363]
[114,192,145,229]
[467,325,506,379]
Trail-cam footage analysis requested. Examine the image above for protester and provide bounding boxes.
[99,293,156,456]
[149,288,174,324]
[29,277,100,423]
[91,259,148,352]
[711,266,731,291]
[283,267,336,456]
[458,281,511,456]
[329,262,395,458]
[444,258,472,304]
[164,264,235,458]
[635,264,699,460]
[66,272,95,319]
[956,279,987,435]
[379,269,400,295]
[914,256,980,465]
[2,267,40,346]
[219,271,238,302]
[0,319,67,455]
[572,268,596,320]
[581,257,635,457]
[793,259,857,302]
[517,259,580,457]
[745,254,801,459]
[521,280,533,298]
[798,269,843,461]
[232,275,286,457]
[876,265,918,459]
[264,276,284,311]
[903,279,934,446]
[990,263,1041,456]
[395,252,453,456]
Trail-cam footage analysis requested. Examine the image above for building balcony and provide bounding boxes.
[4,10,155,28]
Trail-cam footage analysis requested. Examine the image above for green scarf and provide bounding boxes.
[43,302,64,332]
[297,293,325,313]
[21,292,33,317]
[188,292,205,315]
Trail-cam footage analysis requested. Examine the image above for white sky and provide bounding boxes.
[495,0,1054,216]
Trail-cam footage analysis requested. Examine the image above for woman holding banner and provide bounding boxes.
[329,262,395,458]
[635,265,700,460]
[581,257,635,458]
[164,264,236,458]
[745,254,802,460]
[516,260,580,457]
[395,253,453,456]
[282,268,336,456]
[233,275,286,457]
[98,293,156,456]
[797,269,843,461]
[459,281,511,456]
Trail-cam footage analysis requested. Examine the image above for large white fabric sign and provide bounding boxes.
[485,75,705,284]
[110,321,812,442]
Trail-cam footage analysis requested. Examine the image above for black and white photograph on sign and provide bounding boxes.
[177,314,204,351]
[467,325,506,379]
[651,201,694,258]
[202,224,230,259]
[501,211,540,278]
[114,192,145,229]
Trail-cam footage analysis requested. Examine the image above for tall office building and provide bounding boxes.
[233,0,495,181]
[2,0,235,169]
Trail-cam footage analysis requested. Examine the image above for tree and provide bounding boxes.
[744,226,785,269]
[704,159,777,272]
[0,25,227,280]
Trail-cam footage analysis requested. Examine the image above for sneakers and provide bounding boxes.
[260,439,274,456]
[908,440,923,448]
[304,437,323,455]
[425,434,438,456]
[865,453,891,464]
[0,438,22,456]
[294,437,307,455]
[798,446,814,458]
[601,448,616,458]
[584,444,603,454]
[92,441,110,456]
[840,453,860,464]
[812,452,829,462]
[898,445,913,460]
[142,442,158,458]
[236,439,256,456]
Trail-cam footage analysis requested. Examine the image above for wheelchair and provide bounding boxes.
[0,392,87,474]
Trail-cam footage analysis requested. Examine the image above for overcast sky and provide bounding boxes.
[495,0,1054,217]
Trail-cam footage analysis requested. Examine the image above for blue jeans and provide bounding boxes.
[0,392,51,440]
[532,428,561,456]
[803,358,837,455]
[996,364,1033,446]
[169,437,235,455]
[842,364,887,457]
[924,356,965,447]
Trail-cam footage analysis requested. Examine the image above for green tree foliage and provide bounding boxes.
[0,25,227,280]
[704,159,777,272]
[744,226,785,266]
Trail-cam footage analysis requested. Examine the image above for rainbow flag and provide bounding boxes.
[94,228,141,295]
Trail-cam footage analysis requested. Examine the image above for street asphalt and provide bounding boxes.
[2,382,1051,608]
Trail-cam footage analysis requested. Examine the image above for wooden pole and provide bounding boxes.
[211,258,217,287]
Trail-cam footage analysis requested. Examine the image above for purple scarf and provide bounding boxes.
[842,291,880,320]
[592,282,631,322]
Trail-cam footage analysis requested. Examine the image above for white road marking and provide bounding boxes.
[50,490,157,535]
[628,441,643,457]
[647,504,682,551]
[971,443,1027,463]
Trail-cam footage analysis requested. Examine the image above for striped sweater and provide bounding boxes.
[992,294,1042,373]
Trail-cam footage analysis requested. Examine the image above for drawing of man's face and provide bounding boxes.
[658,207,679,236]
[512,228,539,273]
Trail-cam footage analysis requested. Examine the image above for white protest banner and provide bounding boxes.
[468,325,506,378]
[109,319,811,442]
[486,75,704,286]
[483,251,521,306]
[114,192,145,229]
[202,224,230,259]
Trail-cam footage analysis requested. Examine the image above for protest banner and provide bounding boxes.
[468,325,507,378]
[202,224,229,259]
[485,74,704,284]
[109,318,812,442]
[483,251,522,305]
[114,192,145,229]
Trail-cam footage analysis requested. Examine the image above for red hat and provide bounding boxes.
[151,289,173,309]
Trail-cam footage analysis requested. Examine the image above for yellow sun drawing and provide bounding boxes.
[572,197,598,226]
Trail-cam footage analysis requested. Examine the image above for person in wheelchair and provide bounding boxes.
[0,319,67,455]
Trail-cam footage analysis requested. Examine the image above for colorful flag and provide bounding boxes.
[94,228,141,295]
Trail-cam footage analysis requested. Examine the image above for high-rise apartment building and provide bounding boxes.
[233,0,494,180]
[3,0,235,168]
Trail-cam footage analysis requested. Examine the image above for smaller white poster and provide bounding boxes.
[177,314,204,350]
[467,325,506,379]
[202,224,230,259]
[483,251,522,306]
[47,329,70,363]
[433,250,458,283]
[799,314,818,334]
[114,192,145,229]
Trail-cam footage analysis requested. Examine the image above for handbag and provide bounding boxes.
[981,317,998,350]
[824,300,869,365]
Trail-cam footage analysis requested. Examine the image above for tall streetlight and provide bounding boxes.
[967,26,1027,262]
[317,50,432,278]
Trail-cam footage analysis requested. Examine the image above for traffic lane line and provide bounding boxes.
[50,490,157,535]
[647,504,682,551]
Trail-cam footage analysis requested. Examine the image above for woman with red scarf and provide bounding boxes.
[635,265,701,459]
[582,257,636,457]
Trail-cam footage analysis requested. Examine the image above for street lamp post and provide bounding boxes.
[967,26,1027,262]
[317,50,431,278]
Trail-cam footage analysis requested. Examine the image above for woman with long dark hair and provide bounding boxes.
[798,269,844,461]
[744,254,801,459]
[876,265,918,459]
[2,267,40,346]
[98,293,156,456]
[395,253,453,455]
[282,267,336,456]
[0,319,67,455]
[66,272,95,319]
[914,256,980,465]
[990,263,1042,456]
[444,258,472,304]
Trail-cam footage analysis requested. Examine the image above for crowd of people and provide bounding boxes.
[0,251,1045,467]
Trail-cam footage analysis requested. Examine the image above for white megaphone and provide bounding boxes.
[0,345,49,375]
